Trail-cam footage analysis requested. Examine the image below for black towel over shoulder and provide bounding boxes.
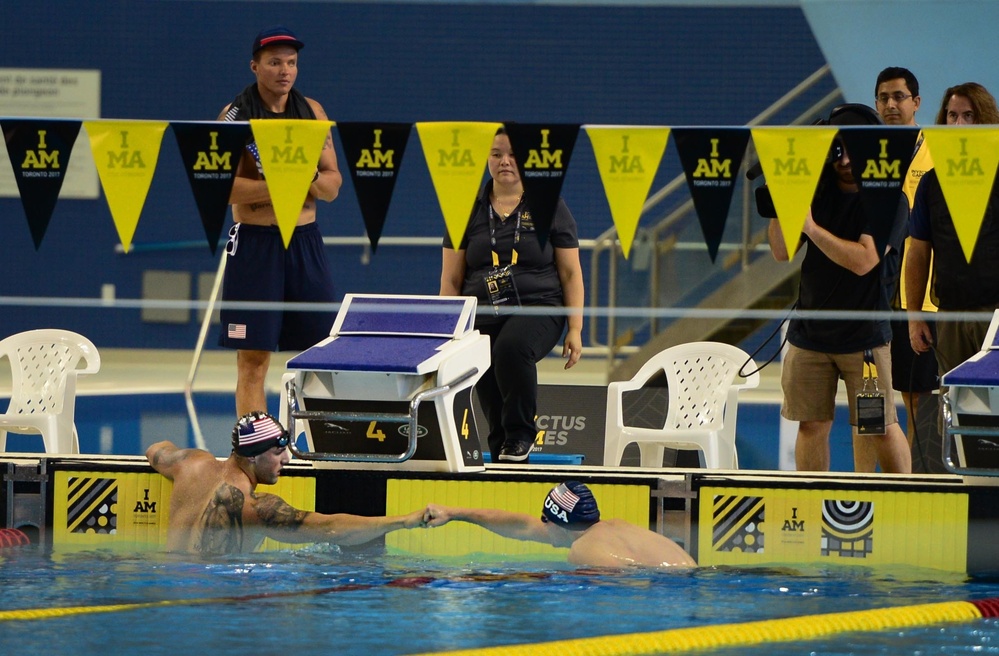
[223,83,316,121]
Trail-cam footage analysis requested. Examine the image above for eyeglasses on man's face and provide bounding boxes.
[876,92,913,106]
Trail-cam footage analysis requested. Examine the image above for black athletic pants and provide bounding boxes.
[475,313,566,462]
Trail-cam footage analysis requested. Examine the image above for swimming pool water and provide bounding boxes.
[2,544,999,655]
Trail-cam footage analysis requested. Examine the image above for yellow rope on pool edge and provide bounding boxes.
[1,587,990,655]
[0,598,200,622]
[412,600,986,656]
[0,581,375,623]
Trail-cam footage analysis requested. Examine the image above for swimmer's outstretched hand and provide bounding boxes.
[423,504,453,528]
[402,507,430,529]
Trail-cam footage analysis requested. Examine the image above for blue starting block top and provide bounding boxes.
[336,296,473,337]
[941,311,999,387]
[942,350,999,387]
[287,294,479,375]
[288,335,451,374]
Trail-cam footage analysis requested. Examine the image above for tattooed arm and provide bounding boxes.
[194,483,246,556]
[251,492,427,546]
[145,440,214,480]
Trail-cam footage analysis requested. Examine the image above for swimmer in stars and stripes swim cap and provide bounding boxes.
[540,481,600,530]
[232,411,291,457]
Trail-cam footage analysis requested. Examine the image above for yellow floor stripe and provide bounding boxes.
[410,600,984,656]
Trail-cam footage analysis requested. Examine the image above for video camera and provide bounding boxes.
[748,103,883,218]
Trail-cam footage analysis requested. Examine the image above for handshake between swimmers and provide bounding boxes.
[147,412,695,567]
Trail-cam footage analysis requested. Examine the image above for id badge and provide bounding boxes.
[484,265,520,314]
[857,348,886,435]
[856,393,886,435]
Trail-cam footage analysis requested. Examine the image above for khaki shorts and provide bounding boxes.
[781,343,898,426]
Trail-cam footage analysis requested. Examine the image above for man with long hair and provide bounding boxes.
[906,83,999,380]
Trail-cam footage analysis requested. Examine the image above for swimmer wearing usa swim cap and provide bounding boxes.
[424,481,696,568]
[540,481,600,530]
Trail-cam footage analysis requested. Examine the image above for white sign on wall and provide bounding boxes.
[0,68,101,198]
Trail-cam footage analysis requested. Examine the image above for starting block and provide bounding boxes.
[941,310,999,475]
[282,294,490,472]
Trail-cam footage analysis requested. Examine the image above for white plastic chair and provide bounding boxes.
[0,329,101,454]
[604,341,759,469]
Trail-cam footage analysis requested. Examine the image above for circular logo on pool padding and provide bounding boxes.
[821,500,873,558]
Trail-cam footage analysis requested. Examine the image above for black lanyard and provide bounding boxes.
[488,204,521,267]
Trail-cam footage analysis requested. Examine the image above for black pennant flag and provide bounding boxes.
[672,128,751,262]
[171,121,250,254]
[337,122,413,253]
[1,119,82,249]
[839,126,919,256]
[504,123,580,248]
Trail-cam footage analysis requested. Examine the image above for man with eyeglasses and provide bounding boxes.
[873,67,940,471]
[875,67,921,127]
[146,412,428,555]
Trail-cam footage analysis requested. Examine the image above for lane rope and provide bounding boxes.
[0,571,546,623]
[0,581,381,623]
[409,598,999,656]
[0,529,30,549]
[6,570,997,655]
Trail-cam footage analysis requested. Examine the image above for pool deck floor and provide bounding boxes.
[0,348,787,403]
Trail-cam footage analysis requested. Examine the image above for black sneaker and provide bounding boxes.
[498,441,533,462]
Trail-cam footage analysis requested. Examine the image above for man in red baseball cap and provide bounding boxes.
[251,26,306,54]
[216,26,342,420]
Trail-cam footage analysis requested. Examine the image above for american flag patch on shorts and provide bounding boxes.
[228,323,247,339]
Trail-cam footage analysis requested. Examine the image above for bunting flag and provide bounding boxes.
[921,127,999,263]
[586,125,670,258]
[672,128,751,262]
[504,123,580,248]
[839,126,919,256]
[250,118,333,247]
[84,120,168,253]
[337,122,413,253]
[416,121,502,250]
[171,121,250,254]
[751,126,837,257]
[0,118,82,249]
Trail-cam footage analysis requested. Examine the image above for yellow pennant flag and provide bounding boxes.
[751,127,837,257]
[586,126,670,258]
[250,118,334,247]
[416,121,502,249]
[921,127,999,263]
[84,120,168,253]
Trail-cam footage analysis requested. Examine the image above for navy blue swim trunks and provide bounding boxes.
[218,222,336,352]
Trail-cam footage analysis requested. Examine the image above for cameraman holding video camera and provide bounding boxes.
[765,104,911,474]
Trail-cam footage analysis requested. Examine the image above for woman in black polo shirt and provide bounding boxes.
[440,128,584,463]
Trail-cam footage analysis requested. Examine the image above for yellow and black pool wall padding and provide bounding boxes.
[691,472,973,574]
[7,454,999,577]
